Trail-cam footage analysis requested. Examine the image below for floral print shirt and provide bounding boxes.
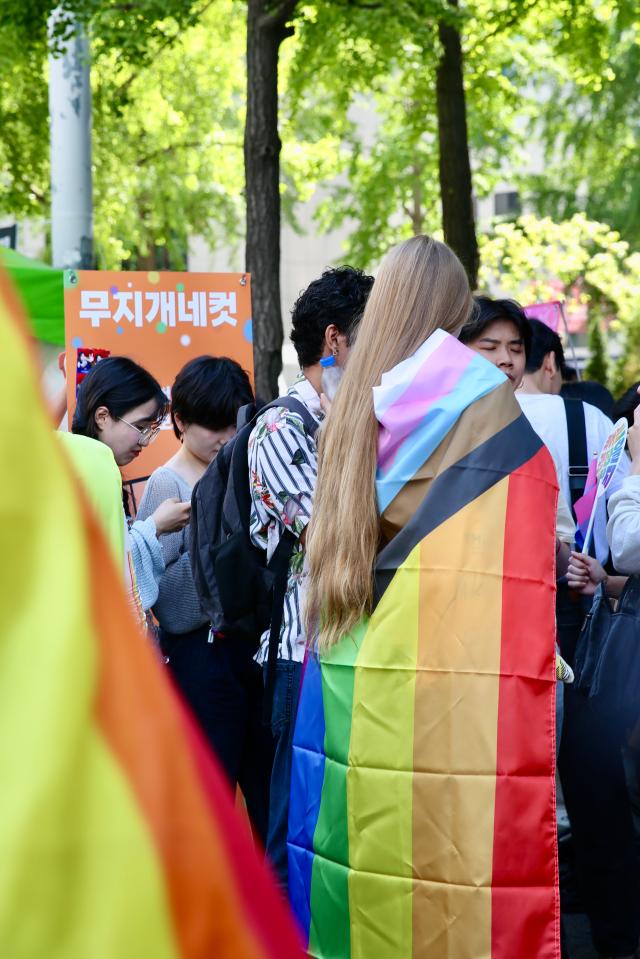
[248,375,322,663]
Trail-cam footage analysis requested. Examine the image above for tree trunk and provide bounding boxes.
[435,0,479,289]
[244,0,296,400]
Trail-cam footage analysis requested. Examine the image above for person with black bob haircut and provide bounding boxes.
[69,356,192,629]
[459,296,531,389]
[170,355,254,441]
[136,355,262,810]
[290,265,374,369]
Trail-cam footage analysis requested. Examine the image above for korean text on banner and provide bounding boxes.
[64,270,253,487]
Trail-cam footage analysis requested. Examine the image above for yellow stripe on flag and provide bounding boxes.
[347,542,422,959]
[0,276,180,958]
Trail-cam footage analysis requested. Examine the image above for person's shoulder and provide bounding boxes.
[517,392,560,408]
[58,432,120,476]
[146,464,172,484]
[150,463,183,480]
[251,402,309,446]
[583,401,614,434]
[516,392,563,421]
[146,464,185,491]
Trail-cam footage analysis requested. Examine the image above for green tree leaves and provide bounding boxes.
[479,213,640,389]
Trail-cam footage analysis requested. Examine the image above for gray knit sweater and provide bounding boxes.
[137,465,208,634]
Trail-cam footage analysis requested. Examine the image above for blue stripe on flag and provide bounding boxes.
[287,654,326,941]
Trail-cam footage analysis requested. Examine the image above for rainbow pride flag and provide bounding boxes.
[288,331,560,958]
[0,267,302,959]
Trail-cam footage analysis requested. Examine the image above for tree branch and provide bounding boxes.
[334,0,384,7]
[28,184,47,204]
[258,0,299,31]
[110,0,218,93]
[468,0,541,52]
[137,138,242,165]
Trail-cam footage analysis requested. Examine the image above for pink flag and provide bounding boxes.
[573,454,598,549]
[523,301,562,333]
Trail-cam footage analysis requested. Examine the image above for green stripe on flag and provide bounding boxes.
[308,622,365,959]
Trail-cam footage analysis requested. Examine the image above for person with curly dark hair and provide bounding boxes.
[290,266,375,369]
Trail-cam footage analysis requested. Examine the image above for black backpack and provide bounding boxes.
[190,395,318,701]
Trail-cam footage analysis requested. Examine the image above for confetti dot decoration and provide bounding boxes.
[176,282,185,293]
[243,319,253,344]
[116,326,124,335]
[72,336,83,348]
[110,285,119,296]
[180,335,191,347]
[156,322,167,334]
[148,271,160,284]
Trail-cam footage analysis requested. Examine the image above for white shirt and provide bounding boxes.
[517,393,629,564]
[607,475,640,573]
[248,376,322,664]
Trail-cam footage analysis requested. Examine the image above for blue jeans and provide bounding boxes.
[264,659,303,888]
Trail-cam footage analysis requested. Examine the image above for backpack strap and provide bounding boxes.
[262,394,320,439]
[251,394,319,721]
[236,402,258,431]
[562,397,589,517]
[225,394,318,538]
[262,529,297,723]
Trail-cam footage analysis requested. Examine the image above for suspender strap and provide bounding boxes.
[562,397,589,517]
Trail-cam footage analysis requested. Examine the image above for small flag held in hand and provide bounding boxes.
[574,454,598,550]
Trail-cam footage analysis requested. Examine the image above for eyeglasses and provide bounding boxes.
[117,416,162,444]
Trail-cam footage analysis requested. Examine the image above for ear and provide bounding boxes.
[324,323,341,355]
[94,405,110,433]
[173,412,186,435]
[543,351,557,377]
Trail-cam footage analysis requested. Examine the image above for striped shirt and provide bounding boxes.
[248,376,322,663]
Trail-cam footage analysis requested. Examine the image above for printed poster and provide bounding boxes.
[64,270,253,497]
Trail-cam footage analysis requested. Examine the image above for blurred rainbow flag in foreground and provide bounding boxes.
[288,331,560,958]
[0,267,302,958]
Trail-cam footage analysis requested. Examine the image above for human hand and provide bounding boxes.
[567,550,606,596]
[151,497,191,535]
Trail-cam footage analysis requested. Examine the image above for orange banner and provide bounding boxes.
[64,269,253,493]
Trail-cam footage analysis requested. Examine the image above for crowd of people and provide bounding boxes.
[60,235,639,958]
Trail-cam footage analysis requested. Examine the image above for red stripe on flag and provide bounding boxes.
[492,446,560,959]
[176,694,304,958]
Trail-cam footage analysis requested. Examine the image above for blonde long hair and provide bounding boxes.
[305,235,473,650]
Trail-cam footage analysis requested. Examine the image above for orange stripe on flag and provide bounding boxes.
[91,510,302,958]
